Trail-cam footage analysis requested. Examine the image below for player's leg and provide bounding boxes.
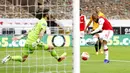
[11,44,33,62]
[94,42,99,55]
[1,55,12,64]
[98,39,103,54]
[102,40,109,63]
[80,31,84,39]
[11,55,24,62]
[2,44,33,64]
[10,54,29,62]
[92,31,103,55]
[94,39,103,55]
[2,53,26,64]
[37,42,67,62]
[102,30,113,63]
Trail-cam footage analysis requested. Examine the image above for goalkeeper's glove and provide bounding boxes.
[32,39,40,47]
[36,38,40,43]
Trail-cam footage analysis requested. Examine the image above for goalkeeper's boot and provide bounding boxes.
[104,59,110,63]
[2,55,11,64]
[58,52,67,62]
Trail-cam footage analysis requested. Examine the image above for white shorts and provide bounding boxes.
[98,30,113,42]
[80,31,85,38]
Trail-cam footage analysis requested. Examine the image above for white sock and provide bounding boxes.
[104,45,109,60]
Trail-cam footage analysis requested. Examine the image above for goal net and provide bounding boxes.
[0,0,80,73]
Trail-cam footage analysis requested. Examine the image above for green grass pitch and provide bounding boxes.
[0,46,130,73]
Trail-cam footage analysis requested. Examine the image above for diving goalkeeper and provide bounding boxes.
[2,9,67,64]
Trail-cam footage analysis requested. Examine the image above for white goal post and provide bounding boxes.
[72,0,80,73]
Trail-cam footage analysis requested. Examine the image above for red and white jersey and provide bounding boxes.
[80,15,87,31]
[98,17,113,30]
[92,17,113,42]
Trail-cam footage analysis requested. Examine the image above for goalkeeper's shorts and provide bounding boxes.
[22,42,48,56]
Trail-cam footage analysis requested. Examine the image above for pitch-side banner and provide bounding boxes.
[0,34,130,48]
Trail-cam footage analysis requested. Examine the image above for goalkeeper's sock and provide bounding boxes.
[11,56,23,62]
[50,50,59,60]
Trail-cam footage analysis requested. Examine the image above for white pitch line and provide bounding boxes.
[111,60,130,63]
[88,60,130,63]
[1,60,130,69]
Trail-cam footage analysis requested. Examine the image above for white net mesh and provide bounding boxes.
[0,0,73,73]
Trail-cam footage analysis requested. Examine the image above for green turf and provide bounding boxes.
[0,46,130,73]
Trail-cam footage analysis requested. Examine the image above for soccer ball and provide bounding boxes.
[81,52,90,61]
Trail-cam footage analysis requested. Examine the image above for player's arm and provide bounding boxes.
[12,35,25,41]
[90,18,104,34]
[32,27,46,47]
[36,23,47,43]
[36,29,45,42]
[12,30,30,41]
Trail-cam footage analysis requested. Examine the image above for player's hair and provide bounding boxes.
[80,8,83,15]
[36,8,50,19]
[95,6,102,13]
[43,8,50,17]
[92,13,98,19]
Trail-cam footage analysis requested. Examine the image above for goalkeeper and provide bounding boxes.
[2,9,67,64]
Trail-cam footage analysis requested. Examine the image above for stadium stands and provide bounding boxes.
[0,0,129,19]
[0,0,129,35]
[81,0,130,19]
[0,0,34,18]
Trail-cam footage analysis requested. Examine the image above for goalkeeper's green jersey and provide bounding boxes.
[26,18,47,45]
